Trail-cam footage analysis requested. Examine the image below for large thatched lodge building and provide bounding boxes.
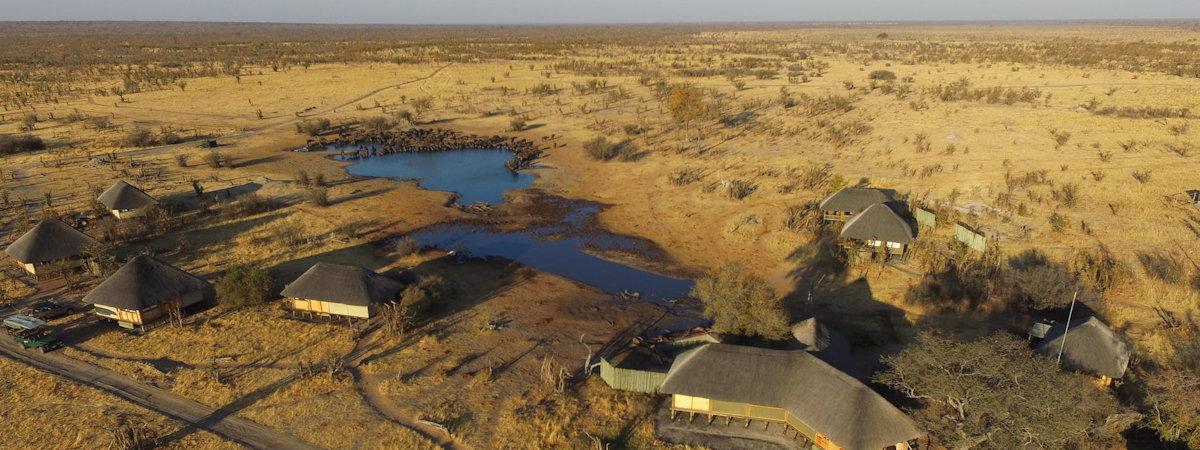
[600,323,924,450]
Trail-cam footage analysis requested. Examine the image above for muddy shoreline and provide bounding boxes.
[311,127,544,170]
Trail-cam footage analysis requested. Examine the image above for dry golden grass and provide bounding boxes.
[0,357,237,449]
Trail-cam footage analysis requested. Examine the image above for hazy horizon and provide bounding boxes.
[6,0,1200,25]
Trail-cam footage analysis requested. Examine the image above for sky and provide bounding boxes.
[5,0,1200,24]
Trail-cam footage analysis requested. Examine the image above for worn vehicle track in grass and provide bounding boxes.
[343,324,470,450]
[0,339,320,450]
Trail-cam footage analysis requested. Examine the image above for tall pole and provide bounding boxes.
[1057,288,1079,365]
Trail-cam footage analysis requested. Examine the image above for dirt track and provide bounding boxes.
[0,339,320,450]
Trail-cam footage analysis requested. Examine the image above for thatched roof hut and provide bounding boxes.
[840,203,914,247]
[660,343,922,450]
[1035,316,1130,380]
[791,318,854,374]
[97,180,156,217]
[819,188,893,219]
[84,255,210,327]
[4,219,99,269]
[281,263,403,319]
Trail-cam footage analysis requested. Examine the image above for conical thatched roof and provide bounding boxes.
[840,203,914,244]
[4,219,99,264]
[819,188,892,214]
[97,180,156,211]
[280,263,403,306]
[1035,316,1130,379]
[660,344,922,450]
[792,318,855,375]
[83,256,209,310]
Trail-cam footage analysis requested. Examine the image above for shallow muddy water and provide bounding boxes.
[334,145,535,204]
[409,203,695,300]
[336,147,693,299]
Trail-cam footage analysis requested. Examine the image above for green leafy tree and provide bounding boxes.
[690,263,788,340]
[875,332,1132,449]
[216,265,272,308]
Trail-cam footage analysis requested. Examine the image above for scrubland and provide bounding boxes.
[2,21,1200,448]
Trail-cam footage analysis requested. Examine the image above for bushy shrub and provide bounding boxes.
[120,127,158,147]
[726,179,757,200]
[305,187,329,207]
[1011,264,1077,310]
[0,134,46,154]
[362,116,390,133]
[691,263,788,340]
[668,167,703,186]
[582,136,640,161]
[202,152,224,168]
[216,265,272,308]
[508,116,528,132]
[868,70,896,81]
[295,117,331,136]
[160,131,183,145]
[400,275,454,316]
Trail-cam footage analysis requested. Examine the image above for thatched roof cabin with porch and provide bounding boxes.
[281,263,404,319]
[97,180,157,219]
[84,255,211,328]
[839,203,914,255]
[660,343,923,450]
[819,188,894,221]
[4,219,100,275]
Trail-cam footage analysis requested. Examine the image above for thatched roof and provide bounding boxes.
[4,219,99,264]
[83,256,209,310]
[1035,317,1130,379]
[792,318,855,375]
[280,263,403,306]
[660,344,922,450]
[819,188,892,214]
[97,180,156,211]
[840,203,914,244]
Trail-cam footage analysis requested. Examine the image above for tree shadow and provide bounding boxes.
[781,232,914,376]
[330,187,393,206]
[233,155,283,169]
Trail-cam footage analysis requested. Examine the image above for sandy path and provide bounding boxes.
[0,339,320,450]
[344,326,470,450]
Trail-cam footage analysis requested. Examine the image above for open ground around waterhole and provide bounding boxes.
[2,21,1200,449]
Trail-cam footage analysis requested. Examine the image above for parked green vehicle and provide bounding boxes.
[3,314,62,353]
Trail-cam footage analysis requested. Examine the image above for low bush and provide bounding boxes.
[725,179,757,200]
[400,275,455,316]
[668,167,703,186]
[296,117,331,136]
[120,127,157,147]
[305,187,330,207]
[868,70,896,81]
[508,116,528,132]
[0,134,46,154]
[582,136,640,161]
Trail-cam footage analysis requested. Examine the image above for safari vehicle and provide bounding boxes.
[3,314,63,353]
[27,300,71,321]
